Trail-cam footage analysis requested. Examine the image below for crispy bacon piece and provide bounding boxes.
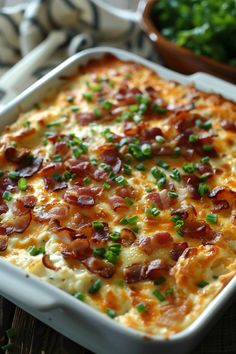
[0,235,8,251]
[197,162,213,177]
[221,119,236,133]
[170,242,188,261]
[91,222,109,248]
[34,204,69,221]
[0,198,8,215]
[99,144,122,174]
[0,175,18,193]
[42,254,60,271]
[109,196,128,211]
[123,122,139,137]
[173,112,203,133]
[120,228,136,246]
[139,233,173,255]
[209,186,236,203]
[4,146,30,163]
[64,186,102,207]
[124,263,146,283]
[70,161,92,175]
[20,195,37,209]
[16,155,43,178]
[171,205,197,221]
[82,256,115,278]
[182,174,201,200]
[62,238,92,260]
[146,189,175,210]
[13,198,32,216]
[77,113,97,126]
[142,127,163,141]
[41,163,67,191]
[182,220,216,240]
[212,200,230,213]
[116,186,136,199]
[54,142,70,158]
[115,86,141,105]
[145,259,169,280]
[1,211,32,235]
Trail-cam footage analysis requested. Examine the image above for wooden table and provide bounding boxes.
[0,296,236,354]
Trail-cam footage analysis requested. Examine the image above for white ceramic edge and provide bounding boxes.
[0,47,235,354]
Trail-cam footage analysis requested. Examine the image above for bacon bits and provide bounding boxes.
[64,186,102,207]
[0,235,8,251]
[109,196,128,211]
[182,220,216,241]
[1,211,32,235]
[170,242,188,261]
[124,259,169,283]
[99,144,122,174]
[4,146,30,163]
[221,119,236,133]
[41,163,67,191]
[62,238,92,260]
[17,156,43,178]
[124,263,146,283]
[82,256,115,278]
[120,228,136,246]
[145,259,169,280]
[139,232,173,255]
[77,113,97,126]
[42,254,60,271]
[209,186,236,204]
[33,204,69,222]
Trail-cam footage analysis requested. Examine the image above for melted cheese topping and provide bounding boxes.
[0,55,236,337]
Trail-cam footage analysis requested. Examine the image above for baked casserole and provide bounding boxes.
[0,55,236,337]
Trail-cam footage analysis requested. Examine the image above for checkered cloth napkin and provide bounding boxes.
[0,1,235,353]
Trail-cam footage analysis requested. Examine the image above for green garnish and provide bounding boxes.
[145,207,160,217]
[89,279,102,294]
[46,122,61,128]
[83,92,93,102]
[202,144,213,152]
[165,288,174,296]
[145,187,152,192]
[198,183,209,197]
[74,292,86,301]
[3,191,12,201]
[124,197,134,205]
[173,146,181,157]
[120,216,138,225]
[136,302,147,313]
[94,107,102,118]
[67,96,74,103]
[8,171,19,180]
[168,190,178,198]
[92,221,104,229]
[188,134,199,143]
[52,154,62,162]
[182,163,196,174]
[93,248,106,258]
[18,178,28,191]
[91,84,102,92]
[197,280,209,288]
[206,213,218,224]
[152,289,166,302]
[115,175,128,186]
[71,105,80,112]
[123,164,132,175]
[141,143,152,157]
[28,245,45,256]
[103,182,111,189]
[157,160,169,170]
[107,308,117,318]
[200,156,210,163]
[104,243,121,264]
[152,103,166,113]
[170,168,181,181]
[101,100,112,110]
[129,104,139,112]
[83,177,91,185]
[135,163,146,171]
[155,135,165,144]
[196,119,212,130]
[109,232,121,241]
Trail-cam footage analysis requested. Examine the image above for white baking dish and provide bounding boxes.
[0,47,236,354]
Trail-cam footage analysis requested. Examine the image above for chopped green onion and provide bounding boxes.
[141,143,152,157]
[28,245,45,256]
[74,292,85,301]
[157,176,166,189]
[67,96,74,103]
[101,100,112,110]
[72,148,83,158]
[129,104,139,112]
[83,177,91,185]
[168,190,178,199]
[182,163,196,174]
[152,289,165,302]
[135,163,146,171]
[123,164,132,175]
[155,135,165,144]
[107,308,117,318]
[173,146,181,157]
[71,105,80,112]
[92,221,104,229]
[124,197,134,205]
[198,183,209,197]
[18,178,28,191]
[3,191,12,201]
[188,134,199,143]
[170,168,181,182]
[46,122,61,128]
[202,144,213,152]
[136,302,147,313]
[52,154,62,162]
[0,170,4,177]
[109,232,121,241]
[91,84,102,92]
[165,288,174,296]
[83,92,93,102]
[115,175,128,186]
[120,216,138,225]
[152,103,166,113]
[157,160,169,170]
[200,156,210,163]
[197,280,209,288]
[145,207,160,217]
[8,171,19,180]
[94,108,102,118]
[196,119,212,130]
[145,187,152,192]
[93,248,106,257]
[206,213,218,224]
[89,279,102,294]
[103,182,111,189]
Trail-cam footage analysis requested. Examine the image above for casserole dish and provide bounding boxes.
[0,47,236,354]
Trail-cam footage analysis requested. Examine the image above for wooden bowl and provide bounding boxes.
[141,0,236,83]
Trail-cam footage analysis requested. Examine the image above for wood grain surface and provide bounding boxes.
[0,296,236,354]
